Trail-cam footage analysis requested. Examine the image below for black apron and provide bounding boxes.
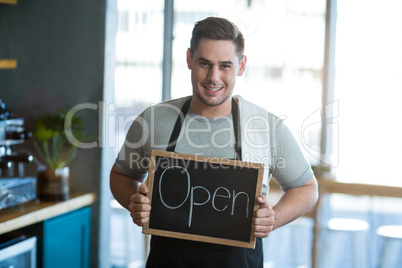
[146,97,264,268]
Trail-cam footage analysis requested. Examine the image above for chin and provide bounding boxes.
[197,93,230,107]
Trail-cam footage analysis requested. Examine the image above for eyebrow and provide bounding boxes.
[197,57,234,65]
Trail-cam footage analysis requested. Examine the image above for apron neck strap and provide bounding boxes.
[166,97,242,161]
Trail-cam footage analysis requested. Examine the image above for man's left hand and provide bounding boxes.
[253,195,274,238]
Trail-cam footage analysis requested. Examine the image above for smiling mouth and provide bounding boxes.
[203,85,224,93]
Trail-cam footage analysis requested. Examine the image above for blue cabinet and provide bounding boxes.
[43,207,91,268]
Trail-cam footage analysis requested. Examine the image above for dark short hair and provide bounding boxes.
[189,17,245,60]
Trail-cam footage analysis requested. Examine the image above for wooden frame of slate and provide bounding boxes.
[142,149,264,249]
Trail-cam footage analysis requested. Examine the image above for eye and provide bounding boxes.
[221,64,232,69]
[200,62,210,67]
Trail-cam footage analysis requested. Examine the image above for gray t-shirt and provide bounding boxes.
[116,97,313,191]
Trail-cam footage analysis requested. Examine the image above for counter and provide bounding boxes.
[0,192,95,235]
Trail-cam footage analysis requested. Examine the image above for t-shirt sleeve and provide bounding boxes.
[115,111,150,180]
[272,120,314,191]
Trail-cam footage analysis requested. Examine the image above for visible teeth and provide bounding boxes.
[207,87,221,92]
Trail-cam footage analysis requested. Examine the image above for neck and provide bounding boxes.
[189,96,232,119]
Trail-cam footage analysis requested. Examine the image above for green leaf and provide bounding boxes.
[34,121,58,141]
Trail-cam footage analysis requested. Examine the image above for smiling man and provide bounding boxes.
[187,37,246,117]
[110,17,318,268]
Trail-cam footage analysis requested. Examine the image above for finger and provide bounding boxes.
[130,207,151,227]
[254,224,273,234]
[128,202,151,212]
[134,202,151,211]
[253,223,273,238]
[253,215,274,226]
[256,195,270,208]
[253,220,274,238]
[255,207,274,218]
[139,183,149,195]
[254,230,271,238]
[133,216,149,227]
[131,210,150,220]
[130,193,150,205]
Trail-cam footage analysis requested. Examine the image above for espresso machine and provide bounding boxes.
[0,100,36,210]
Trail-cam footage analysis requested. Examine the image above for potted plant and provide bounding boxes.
[33,108,84,201]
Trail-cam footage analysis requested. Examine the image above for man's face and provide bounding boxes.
[186,38,246,108]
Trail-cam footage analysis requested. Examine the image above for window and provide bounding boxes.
[110,1,164,267]
[333,0,402,185]
[171,0,326,166]
[115,0,164,108]
[114,0,165,154]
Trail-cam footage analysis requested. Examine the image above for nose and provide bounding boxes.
[207,65,220,83]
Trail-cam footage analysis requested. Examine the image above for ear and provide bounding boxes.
[237,55,247,76]
[186,48,192,69]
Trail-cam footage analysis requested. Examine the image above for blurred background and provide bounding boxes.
[1,0,402,267]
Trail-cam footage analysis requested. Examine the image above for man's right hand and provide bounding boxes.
[128,184,151,227]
